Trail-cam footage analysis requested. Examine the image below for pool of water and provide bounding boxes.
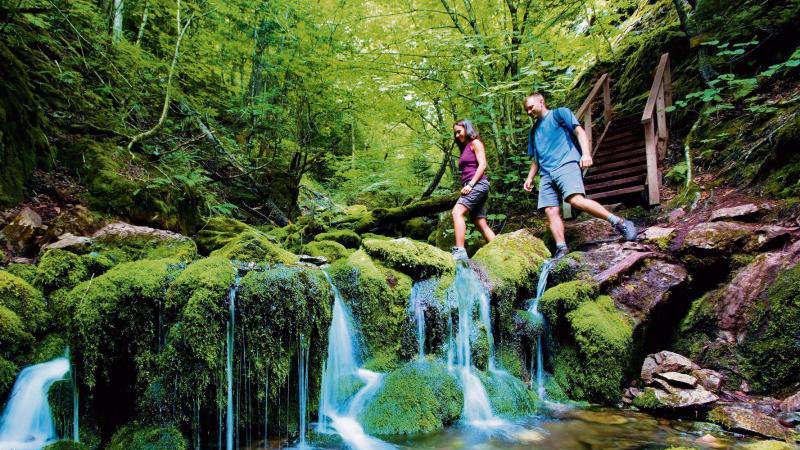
[240,405,784,450]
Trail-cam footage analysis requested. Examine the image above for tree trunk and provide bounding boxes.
[134,0,149,46]
[112,0,124,44]
[421,142,454,198]
[353,192,460,233]
[672,0,717,85]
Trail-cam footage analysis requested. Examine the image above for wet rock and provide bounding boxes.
[583,242,655,287]
[744,225,794,252]
[741,441,796,450]
[298,254,328,266]
[42,233,92,251]
[652,382,718,408]
[693,368,724,393]
[514,429,544,443]
[607,258,687,323]
[695,433,725,448]
[709,203,768,222]
[681,221,753,253]
[565,218,616,247]
[1,207,45,255]
[641,226,675,247]
[656,372,697,388]
[641,351,700,382]
[709,405,789,439]
[780,391,800,413]
[716,240,800,338]
[567,409,629,425]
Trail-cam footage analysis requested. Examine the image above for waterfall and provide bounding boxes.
[297,336,310,448]
[449,262,503,427]
[318,272,395,450]
[226,274,241,450]
[408,278,437,360]
[0,357,71,450]
[527,259,554,400]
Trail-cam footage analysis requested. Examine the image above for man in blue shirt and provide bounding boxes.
[523,92,637,258]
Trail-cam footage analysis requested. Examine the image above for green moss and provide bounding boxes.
[479,371,537,418]
[91,236,196,264]
[34,249,114,296]
[329,250,412,363]
[106,424,187,450]
[303,240,352,262]
[403,218,433,241]
[42,442,89,450]
[25,334,68,364]
[361,238,454,279]
[0,271,47,332]
[738,265,800,394]
[556,296,633,403]
[314,230,361,249]
[0,357,17,397]
[210,230,297,264]
[3,263,37,284]
[540,280,597,324]
[632,388,664,410]
[740,441,796,450]
[548,252,586,285]
[497,345,524,379]
[0,305,33,360]
[674,294,718,358]
[359,360,462,435]
[196,216,255,254]
[69,258,175,390]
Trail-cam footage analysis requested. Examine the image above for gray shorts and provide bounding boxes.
[457,178,490,219]
[538,162,586,209]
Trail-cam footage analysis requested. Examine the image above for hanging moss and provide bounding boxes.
[359,360,462,435]
[329,250,412,364]
[106,424,187,450]
[0,270,48,333]
[313,229,362,249]
[209,230,297,264]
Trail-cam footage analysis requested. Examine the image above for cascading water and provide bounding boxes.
[448,262,503,427]
[297,335,310,448]
[408,278,437,360]
[226,273,242,450]
[0,357,71,450]
[318,272,395,450]
[527,259,554,400]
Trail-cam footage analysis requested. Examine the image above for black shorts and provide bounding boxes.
[456,179,490,219]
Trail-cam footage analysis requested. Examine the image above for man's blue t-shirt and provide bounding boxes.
[527,107,582,176]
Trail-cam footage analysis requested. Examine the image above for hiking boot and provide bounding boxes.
[614,219,638,241]
[451,246,469,261]
[554,246,569,260]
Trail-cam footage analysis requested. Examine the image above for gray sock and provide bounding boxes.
[556,242,568,249]
[607,214,622,225]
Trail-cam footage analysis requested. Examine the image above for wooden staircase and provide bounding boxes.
[565,53,672,214]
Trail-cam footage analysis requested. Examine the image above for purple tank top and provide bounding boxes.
[458,140,487,184]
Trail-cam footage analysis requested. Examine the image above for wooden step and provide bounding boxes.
[601,132,642,146]
[595,141,645,155]
[585,174,646,192]
[584,165,646,182]
[593,148,646,165]
[589,155,646,172]
[587,184,646,200]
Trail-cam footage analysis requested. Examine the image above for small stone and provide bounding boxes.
[656,371,698,388]
[1,207,45,255]
[642,226,675,242]
[695,433,724,448]
[692,368,724,393]
[668,207,686,223]
[709,204,764,222]
[569,409,628,425]
[515,429,544,443]
[298,255,328,266]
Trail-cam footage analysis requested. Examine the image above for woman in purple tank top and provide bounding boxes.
[451,119,496,260]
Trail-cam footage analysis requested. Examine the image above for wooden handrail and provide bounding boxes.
[641,53,672,206]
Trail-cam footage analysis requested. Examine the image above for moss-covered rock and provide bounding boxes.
[91,234,196,264]
[106,424,187,450]
[539,280,598,324]
[740,441,796,450]
[196,216,256,255]
[34,249,114,296]
[303,240,351,262]
[0,305,33,360]
[209,230,297,264]
[359,360,462,435]
[314,230,361,249]
[329,250,412,364]
[479,371,537,418]
[361,238,454,279]
[0,356,17,397]
[0,270,47,332]
[3,262,38,285]
[25,334,68,365]
[42,442,90,450]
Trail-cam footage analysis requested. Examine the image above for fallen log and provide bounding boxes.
[353,192,459,233]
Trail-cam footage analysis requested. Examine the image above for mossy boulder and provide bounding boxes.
[314,230,361,249]
[42,442,90,450]
[329,250,412,363]
[196,216,256,254]
[359,360,462,435]
[34,249,114,296]
[553,295,634,403]
[106,424,187,450]
[0,305,34,360]
[0,357,18,396]
[0,270,47,332]
[3,262,37,284]
[303,240,351,262]
[540,280,598,324]
[361,237,454,279]
[478,371,537,418]
[209,230,297,264]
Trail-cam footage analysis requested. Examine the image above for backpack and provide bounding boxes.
[527,107,582,160]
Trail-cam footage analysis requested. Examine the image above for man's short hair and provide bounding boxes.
[527,92,545,100]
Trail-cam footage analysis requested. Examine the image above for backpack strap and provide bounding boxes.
[554,108,583,155]
[527,118,543,160]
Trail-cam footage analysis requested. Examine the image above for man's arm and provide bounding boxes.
[574,126,593,169]
[524,161,538,192]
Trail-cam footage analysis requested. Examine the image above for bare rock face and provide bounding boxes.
[709,203,768,222]
[681,221,753,253]
[716,240,800,339]
[780,391,800,413]
[607,258,688,322]
[709,405,789,439]
[656,371,697,388]
[43,233,93,251]
[744,225,794,252]
[582,242,654,286]
[1,207,45,255]
[92,222,190,242]
[652,383,719,408]
[641,351,700,382]
[565,218,617,248]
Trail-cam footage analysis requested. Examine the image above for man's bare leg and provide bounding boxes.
[544,206,565,243]
[472,217,496,243]
[566,194,614,219]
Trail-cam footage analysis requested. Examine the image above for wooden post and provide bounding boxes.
[603,76,613,124]
[656,83,668,159]
[662,54,673,107]
[584,106,593,153]
[643,119,660,205]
